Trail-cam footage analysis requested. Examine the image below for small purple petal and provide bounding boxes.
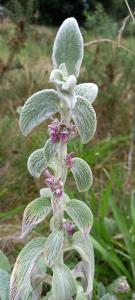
[66,152,75,168]
[55,188,63,198]
[63,221,75,236]
[60,131,69,143]
[44,170,52,178]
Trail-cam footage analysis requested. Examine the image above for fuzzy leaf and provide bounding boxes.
[76,293,87,300]
[19,89,60,136]
[52,17,84,77]
[27,148,47,177]
[62,75,77,93]
[10,237,46,300]
[40,188,52,198]
[75,83,98,104]
[21,282,33,300]
[0,269,10,300]
[21,196,52,238]
[66,199,93,235]
[52,264,77,300]
[0,250,11,273]
[72,96,97,144]
[44,139,59,162]
[72,232,95,295]
[71,158,93,192]
[44,231,63,267]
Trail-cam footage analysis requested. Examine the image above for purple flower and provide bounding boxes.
[48,119,78,144]
[68,123,78,139]
[44,169,63,198]
[60,130,69,143]
[48,119,59,142]
[44,170,55,190]
[63,221,75,236]
[66,152,75,168]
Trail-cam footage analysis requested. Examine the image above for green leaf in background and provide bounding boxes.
[52,17,84,77]
[0,269,10,300]
[98,182,112,219]
[44,231,63,267]
[91,236,132,283]
[131,190,135,227]
[66,199,93,236]
[72,96,97,144]
[44,139,59,162]
[52,264,77,300]
[110,197,135,261]
[0,250,11,273]
[27,148,47,177]
[75,83,98,104]
[21,196,52,238]
[19,89,60,136]
[10,237,46,300]
[71,157,93,192]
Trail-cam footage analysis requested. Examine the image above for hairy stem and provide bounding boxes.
[51,107,71,265]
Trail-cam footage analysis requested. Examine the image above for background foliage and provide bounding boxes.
[0,1,135,299]
[1,0,135,25]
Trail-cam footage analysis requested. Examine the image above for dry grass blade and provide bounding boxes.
[125,0,135,23]
[118,11,135,45]
[84,38,135,56]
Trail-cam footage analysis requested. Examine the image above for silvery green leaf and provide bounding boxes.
[76,293,87,300]
[36,257,47,274]
[31,267,45,300]
[0,250,11,273]
[40,188,52,198]
[52,18,84,77]
[44,231,63,267]
[27,148,47,178]
[52,264,77,300]
[66,199,93,236]
[44,139,59,162]
[62,75,77,93]
[59,63,68,77]
[75,83,98,104]
[71,232,95,295]
[10,237,46,300]
[48,158,59,173]
[19,89,60,136]
[72,262,85,280]
[31,285,42,300]
[49,69,64,88]
[50,69,64,82]
[71,158,93,192]
[72,96,97,144]
[21,196,52,238]
[63,193,70,204]
[0,269,10,300]
[21,282,33,300]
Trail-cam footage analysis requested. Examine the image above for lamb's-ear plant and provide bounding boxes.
[10,18,98,300]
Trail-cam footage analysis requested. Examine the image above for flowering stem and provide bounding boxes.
[51,109,70,263]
